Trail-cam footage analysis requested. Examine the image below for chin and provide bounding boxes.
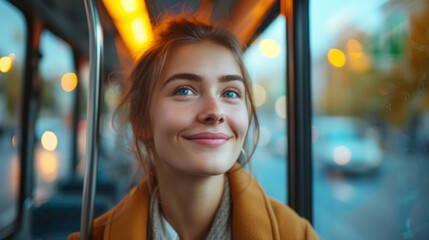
[185,159,236,177]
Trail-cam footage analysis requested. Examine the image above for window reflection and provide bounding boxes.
[0,0,26,232]
[34,31,76,205]
[311,0,429,239]
[244,15,287,203]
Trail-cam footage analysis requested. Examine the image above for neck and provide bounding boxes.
[155,162,225,240]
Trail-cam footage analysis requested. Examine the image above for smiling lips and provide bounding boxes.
[184,132,230,147]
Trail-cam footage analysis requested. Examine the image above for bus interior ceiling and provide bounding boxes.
[10,0,279,75]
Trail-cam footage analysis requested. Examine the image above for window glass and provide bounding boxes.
[311,0,429,239]
[34,31,76,204]
[0,0,26,232]
[244,15,287,203]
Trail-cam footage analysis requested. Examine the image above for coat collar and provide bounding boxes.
[103,164,279,240]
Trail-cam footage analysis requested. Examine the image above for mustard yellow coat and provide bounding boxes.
[68,165,318,240]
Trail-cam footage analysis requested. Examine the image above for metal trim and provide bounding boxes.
[285,0,313,222]
[81,0,103,239]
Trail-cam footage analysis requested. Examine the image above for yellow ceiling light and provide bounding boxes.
[120,0,137,13]
[131,17,149,44]
[102,0,153,58]
[327,49,346,67]
[259,39,280,58]
[0,56,13,73]
[61,73,78,92]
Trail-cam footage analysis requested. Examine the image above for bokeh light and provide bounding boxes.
[333,182,354,202]
[275,96,287,119]
[61,73,78,92]
[37,150,58,182]
[258,126,272,147]
[10,155,20,197]
[252,84,267,107]
[259,39,280,58]
[346,39,363,59]
[275,135,287,157]
[104,86,119,109]
[327,49,346,67]
[349,53,371,72]
[12,135,17,148]
[0,56,13,73]
[333,145,351,165]
[41,131,58,151]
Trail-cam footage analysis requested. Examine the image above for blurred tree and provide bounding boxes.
[318,0,429,131]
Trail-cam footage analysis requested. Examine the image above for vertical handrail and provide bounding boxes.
[285,0,313,222]
[81,0,103,239]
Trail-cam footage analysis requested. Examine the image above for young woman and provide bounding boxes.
[69,16,318,240]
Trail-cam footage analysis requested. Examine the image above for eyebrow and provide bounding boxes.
[163,73,244,87]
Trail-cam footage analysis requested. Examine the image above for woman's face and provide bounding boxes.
[149,41,249,177]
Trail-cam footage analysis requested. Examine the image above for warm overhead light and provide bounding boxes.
[120,0,137,13]
[102,0,153,58]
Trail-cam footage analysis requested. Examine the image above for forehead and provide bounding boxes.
[160,41,243,82]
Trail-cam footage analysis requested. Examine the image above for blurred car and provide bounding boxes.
[313,116,383,174]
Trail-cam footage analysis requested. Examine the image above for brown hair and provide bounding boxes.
[117,16,259,188]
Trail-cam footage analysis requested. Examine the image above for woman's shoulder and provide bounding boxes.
[66,211,111,240]
[268,198,319,240]
[67,179,152,240]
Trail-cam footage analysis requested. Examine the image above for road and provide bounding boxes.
[252,148,429,240]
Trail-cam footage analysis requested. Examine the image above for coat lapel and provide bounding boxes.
[103,164,280,240]
[104,179,151,240]
[228,164,280,240]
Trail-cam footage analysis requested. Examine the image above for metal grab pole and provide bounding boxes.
[81,0,103,239]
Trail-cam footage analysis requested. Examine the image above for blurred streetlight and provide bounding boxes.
[61,72,78,92]
[327,49,346,67]
[41,131,58,151]
[259,39,280,58]
[0,56,13,73]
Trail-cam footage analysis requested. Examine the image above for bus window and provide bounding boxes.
[0,0,26,236]
[244,15,287,203]
[311,0,429,239]
[34,31,76,205]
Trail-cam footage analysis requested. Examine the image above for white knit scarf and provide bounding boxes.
[148,177,232,240]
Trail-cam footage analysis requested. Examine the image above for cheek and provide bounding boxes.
[228,105,249,138]
[151,102,197,136]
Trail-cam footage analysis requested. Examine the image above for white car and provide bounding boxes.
[312,116,383,174]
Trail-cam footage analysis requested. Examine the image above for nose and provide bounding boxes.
[197,94,225,124]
